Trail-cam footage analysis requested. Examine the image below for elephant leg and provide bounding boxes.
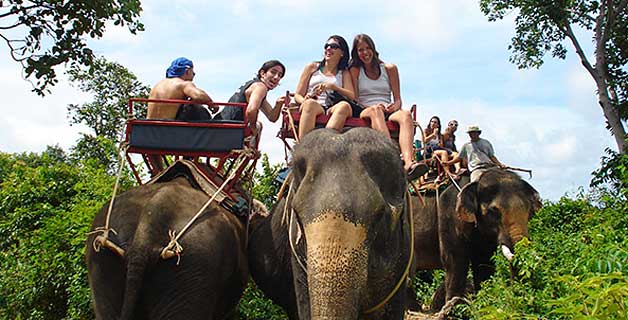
[443,259,469,307]
[429,281,446,311]
[470,246,496,291]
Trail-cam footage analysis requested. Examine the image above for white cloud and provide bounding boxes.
[376,0,489,52]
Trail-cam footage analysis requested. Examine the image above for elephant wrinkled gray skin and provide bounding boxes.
[411,168,541,309]
[86,177,248,320]
[249,128,412,320]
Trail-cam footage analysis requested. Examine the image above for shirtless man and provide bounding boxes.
[147,57,213,119]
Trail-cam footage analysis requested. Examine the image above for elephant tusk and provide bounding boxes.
[501,245,514,261]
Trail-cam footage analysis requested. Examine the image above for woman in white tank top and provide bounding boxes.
[294,35,356,139]
[349,34,426,180]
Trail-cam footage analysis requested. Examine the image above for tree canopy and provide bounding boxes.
[0,0,144,95]
[480,0,628,153]
[66,56,150,141]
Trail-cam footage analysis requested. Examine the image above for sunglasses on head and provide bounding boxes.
[324,43,341,50]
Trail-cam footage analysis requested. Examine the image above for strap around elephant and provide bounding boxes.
[363,189,415,314]
[89,142,129,256]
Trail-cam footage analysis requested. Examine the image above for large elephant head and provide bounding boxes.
[287,128,410,319]
[456,169,542,258]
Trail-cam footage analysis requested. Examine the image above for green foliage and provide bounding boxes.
[469,192,628,319]
[252,154,284,209]
[0,0,144,95]
[67,56,150,141]
[70,134,121,175]
[591,148,628,194]
[0,149,133,319]
[237,282,288,320]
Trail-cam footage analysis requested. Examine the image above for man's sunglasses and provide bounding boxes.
[324,43,341,50]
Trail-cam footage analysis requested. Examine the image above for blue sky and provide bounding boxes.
[0,0,616,200]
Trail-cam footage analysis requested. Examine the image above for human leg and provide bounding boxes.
[360,105,389,138]
[389,109,415,170]
[298,99,325,139]
[325,101,351,132]
[433,149,453,183]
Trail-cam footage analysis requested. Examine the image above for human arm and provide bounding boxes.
[424,128,438,142]
[384,63,402,113]
[260,95,287,123]
[182,81,212,103]
[489,156,506,169]
[294,63,318,105]
[245,82,268,134]
[349,67,360,100]
[311,69,355,100]
[485,140,506,168]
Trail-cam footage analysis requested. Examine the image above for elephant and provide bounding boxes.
[411,168,542,309]
[86,176,248,320]
[248,128,413,320]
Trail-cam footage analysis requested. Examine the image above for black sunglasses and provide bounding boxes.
[324,43,341,50]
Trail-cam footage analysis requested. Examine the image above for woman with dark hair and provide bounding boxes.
[294,35,355,139]
[219,60,287,136]
[424,115,454,181]
[349,33,424,180]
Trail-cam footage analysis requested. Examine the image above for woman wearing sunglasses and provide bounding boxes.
[294,35,355,139]
[218,60,287,138]
[349,34,425,180]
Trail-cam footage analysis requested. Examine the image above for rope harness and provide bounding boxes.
[89,142,130,257]
[363,189,415,315]
[160,149,255,264]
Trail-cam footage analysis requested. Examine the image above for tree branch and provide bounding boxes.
[0,21,25,30]
[0,4,40,19]
[602,0,615,45]
[0,33,29,62]
[564,23,596,76]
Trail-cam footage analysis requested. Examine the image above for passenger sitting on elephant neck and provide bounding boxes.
[147,57,214,120]
[442,119,461,174]
[445,124,506,182]
[348,33,426,180]
[423,116,454,181]
[217,60,287,137]
[294,35,355,139]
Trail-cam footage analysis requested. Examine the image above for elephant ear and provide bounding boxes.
[456,181,479,224]
[523,181,542,217]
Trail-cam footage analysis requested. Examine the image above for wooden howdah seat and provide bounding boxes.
[124,98,259,205]
[277,91,417,143]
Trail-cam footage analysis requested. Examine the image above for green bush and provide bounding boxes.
[470,192,628,319]
[0,148,133,319]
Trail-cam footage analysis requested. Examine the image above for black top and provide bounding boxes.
[219,78,265,121]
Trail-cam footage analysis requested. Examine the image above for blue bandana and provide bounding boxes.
[166,57,194,78]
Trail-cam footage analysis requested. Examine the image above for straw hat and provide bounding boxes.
[466,125,482,133]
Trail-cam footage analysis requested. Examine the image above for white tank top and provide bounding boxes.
[307,67,343,107]
[358,63,391,106]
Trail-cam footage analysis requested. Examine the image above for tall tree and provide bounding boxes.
[67,56,149,142]
[480,0,628,154]
[0,0,144,95]
[67,56,149,171]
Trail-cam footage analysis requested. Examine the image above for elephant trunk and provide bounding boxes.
[500,222,529,260]
[304,211,368,320]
